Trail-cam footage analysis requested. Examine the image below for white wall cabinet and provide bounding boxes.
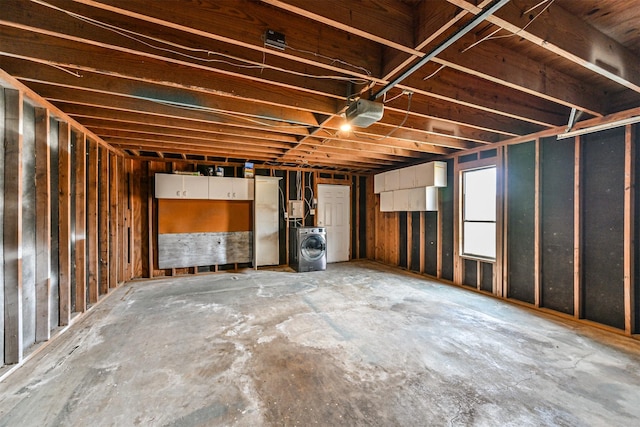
[380,191,394,212]
[208,177,254,200]
[408,187,438,211]
[374,161,446,211]
[155,173,209,199]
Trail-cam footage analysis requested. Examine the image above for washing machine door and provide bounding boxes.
[300,234,326,261]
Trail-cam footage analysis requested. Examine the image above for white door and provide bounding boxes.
[317,184,350,263]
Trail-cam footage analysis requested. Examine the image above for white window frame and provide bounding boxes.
[461,165,497,262]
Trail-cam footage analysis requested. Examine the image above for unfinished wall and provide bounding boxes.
[1,86,130,370]
[125,163,368,278]
[370,126,640,336]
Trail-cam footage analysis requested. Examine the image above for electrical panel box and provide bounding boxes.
[289,200,304,218]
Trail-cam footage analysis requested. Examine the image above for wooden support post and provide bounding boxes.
[34,107,51,342]
[453,158,461,285]
[574,136,582,319]
[87,138,99,304]
[74,131,87,313]
[108,153,119,289]
[98,147,110,294]
[0,88,5,363]
[58,122,71,326]
[4,88,24,364]
[497,147,506,297]
[147,163,154,278]
[534,138,541,307]
[624,125,635,334]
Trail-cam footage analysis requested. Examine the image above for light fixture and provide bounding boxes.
[339,121,352,132]
[557,116,640,140]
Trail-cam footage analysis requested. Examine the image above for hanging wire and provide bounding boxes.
[32,0,371,84]
[461,0,556,53]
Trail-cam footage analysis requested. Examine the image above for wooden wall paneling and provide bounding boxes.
[540,137,575,315]
[624,125,634,334]
[0,89,4,364]
[34,107,51,342]
[131,160,143,278]
[58,122,71,326]
[144,161,152,278]
[351,176,358,258]
[98,147,110,293]
[359,176,367,259]
[582,129,625,330]
[534,138,541,307]
[3,88,23,364]
[21,102,36,349]
[73,131,87,313]
[108,152,119,289]
[87,138,99,304]
[574,136,582,319]
[48,116,59,330]
[118,156,127,283]
[127,160,135,279]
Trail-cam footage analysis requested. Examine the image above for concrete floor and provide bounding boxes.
[1,261,640,426]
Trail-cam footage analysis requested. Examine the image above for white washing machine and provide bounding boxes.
[289,226,327,272]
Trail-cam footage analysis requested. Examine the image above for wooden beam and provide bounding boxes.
[573,136,582,319]
[74,130,87,313]
[34,107,51,342]
[623,125,634,333]
[87,138,99,304]
[108,152,118,289]
[448,0,640,97]
[58,121,72,325]
[3,88,23,364]
[98,146,110,294]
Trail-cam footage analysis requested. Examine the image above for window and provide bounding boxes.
[462,166,497,260]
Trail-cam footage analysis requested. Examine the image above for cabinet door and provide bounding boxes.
[208,177,234,199]
[374,172,385,194]
[380,191,394,212]
[155,173,184,198]
[233,178,254,200]
[399,165,417,189]
[182,175,209,199]
[393,189,410,211]
[385,170,400,191]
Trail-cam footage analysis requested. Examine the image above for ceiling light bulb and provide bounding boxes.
[340,122,352,132]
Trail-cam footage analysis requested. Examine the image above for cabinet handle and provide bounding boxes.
[227,192,231,198]
[233,192,236,198]
[176,190,180,197]
[183,190,187,197]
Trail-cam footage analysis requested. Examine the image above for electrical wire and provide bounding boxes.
[0,52,83,77]
[145,98,319,129]
[461,0,555,53]
[32,0,370,84]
